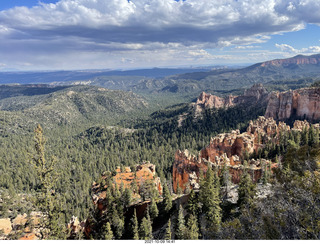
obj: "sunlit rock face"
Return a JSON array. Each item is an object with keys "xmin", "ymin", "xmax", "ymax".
[
  {"xmin": 193, "ymin": 84, "xmax": 268, "ymax": 118},
  {"xmin": 265, "ymin": 88, "xmax": 320, "ymax": 121},
  {"xmin": 173, "ymin": 116, "xmax": 291, "ymax": 193}
]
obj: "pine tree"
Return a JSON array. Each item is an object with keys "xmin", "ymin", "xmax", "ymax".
[
  {"xmin": 146, "ymin": 207, "xmax": 153, "ymax": 239},
  {"xmin": 30, "ymin": 124, "xmax": 65, "ymax": 239},
  {"xmin": 139, "ymin": 207, "xmax": 152, "ymax": 240},
  {"xmin": 302, "ymin": 127, "xmax": 309, "ymax": 146},
  {"xmin": 165, "ymin": 219, "xmax": 172, "ymax": 240},
  {"xmin": 104, "ymin": 222, "xmax": 114, "ymax": 240},
  {"xmin": 220, "ymin": 164, "xmax": 231, "ymax": 200},
  {"xmin": 150, "ymin": 200, "xmax": 159, "ymax": 220},
  {"xmin": 110, "ymin": 205, "xmax": 124, "ymax": 239},
  {"xmin": 176, "ymin": 178, "xmax": 182, "ymax": 195},
  {"xmin": 185, "ymin": 214, "xmax": 199, "ymax": 240},
  {"xmin": 122, "ymin": 188, "xmax": 132, "ymax": 207},
  {"xmin": 162, "ymin": 180, "xmax": 172, "ymax": 213},
  {"xmin": 199, "ymin": 166, "xmax": 221, "ymax": 238},
  {"xmin": 186, "ymin": 189, "xmax": 198, "ymax": 216},
  {"xmin": 238, "ymin": 167, "xmax": 256, "ymax": 209},
  {"xmin": 131, "ymin": 209, "xmax": 139, "ymax": 240},
  {"xmin": 261, "ymin": 161, "xmax": 270, "ymax": 185},
  {"xmin": 175, "ymin": 204, "xmax": 186, "ymax": 239}
]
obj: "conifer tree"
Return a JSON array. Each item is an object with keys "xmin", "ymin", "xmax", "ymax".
[
  {"xmin": 185, "ymin": 214, "xmax": 199, "ymax": 240},
  {"xmin": 175, "ymin": 204, "xmax": 186, "ymax": 239},
  {"xmin": 110, "ymin": 205, "xmax": 124, "ymax": 239},
  {"xmin": 139, "ymin": 207, "xmax": 152, "ymax": 240},
  {"xmin": 131, "ymin": 209, "xmax": 139, "ymax": 240},
  {"xmin": 186, "ymin": 189, "xmax": 198, "ymax": 216},
  {"xmin": 261, "ymin": 161, "xmax": 270, "ymax": 185},
  {"xmin": 163, "ymin": 181, "xmax": 172, "ymax": 213},
  {"xmin": 199, "ymin": 166, "xmax": 221, "ymax": 238},
  {"xmin": 302, "ymin": 127, "xmax": 309, "ymax": 146},
  {"xmin": 176, "ymin": 178, "xmax": 182, "ymax": 195},
  {"xmin": 165, "ymin": 219, "xmax": 172, "ymax": 240},
  {"xmin": 30, "ymin": 124, "xmax": 65, "ymax": 239},
  {"xmin": 150, "ymin": 200, "xmax": 159, "ymax": 220},
  {"xmin": 122, "ymin": 188, "xmax": 132, "ymax": 207},
  {"xmin": 238, "ymin": 166, "xmax": 256, "ymax": 209},
  {"xmin": 104, "ymin": 222, "xmax": 114, "ymax": 240},
  {"xmin": 220, "ymin": 164, "xmax": 231, "ymax": 200}
]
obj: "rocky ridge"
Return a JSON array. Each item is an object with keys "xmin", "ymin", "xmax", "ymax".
[
  {"xmin": 193, "ymin": 83, "xmax": 268, "ymax": 117},
  {"xmin": 173, "ymin": 116, "xmax": 314, "ymax": 193},
  {"xmin": 260, "ymin": 54, "xmax": 320, "ymax": 67},
  {"xmin": 0, "ymin": 212, "xmax": 43, "ymax": 240},
  {"xmin": 91, "ymin": 162, "xmax": 162, "ymax": 212},
  {"xmin": 265, "ymin": 87, "xmax": 320, "ymax": 121}
]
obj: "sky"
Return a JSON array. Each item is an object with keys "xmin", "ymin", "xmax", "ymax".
[{"xmin": 0, "ymin": 0, "xmax": 320, "ymax": 71}]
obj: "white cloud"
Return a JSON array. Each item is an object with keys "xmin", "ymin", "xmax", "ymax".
[
  {"xmin": 275, "ymin": 43, "xmax": 320, "ymax": 54},
  {"xmin": 0, "ymin": 0, "xmax": 320, "ymax": 70}
]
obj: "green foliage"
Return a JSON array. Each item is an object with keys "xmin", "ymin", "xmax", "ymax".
[
  {"xmin": 110, "ymin": 205, "xmax": 124, "ymax": 239},
  {"xmin": 237, "ymin": 167, "xmax": 256, "ymax": 209},
  {"xmin": 122, "ymin": 188, "xmax": 132, "ymax": 207},
  {"xmin": 186, "ymin": 189, "xmax": 199, "ymax": 216},
  {"xmin": 199, "ymin": 167, "xmax": 221, "ymax": 238},
  {"xmin": 149, "ymin": 200, "xmax": 159, "ymax": 220},
  {"xmin": 185, "ymin": 214, "xmax": 199, "ymax": 240},
  {"xmin": 139, "ymin": 208, "xmax": 152, "ymax": 240},
  {"xmin": 162, "ymin": 181, "xmax": 172, "ymax": 213},
  {"xmin": 310, "ymin": 80, "xmax": 320, "ymax": 87},
  {"xmin": 165, "ymin": 219, "xmax": 172, "ymax": 240},
  {"xmin": 131, "ymin": 209, "xmax": 139, "ymax": 240},
  {"xmin": 103, "ymin": 222, "xmax": 114, "ymax": 240},
  {"xmin": 30, "ymin": 124, "xmax": 66, "ymax": 240},
  {"xmin": 175, "ymin": 204, "xmax": 186, "ymax": 240}
]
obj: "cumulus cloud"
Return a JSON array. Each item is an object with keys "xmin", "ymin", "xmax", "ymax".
[
  {"xmin": 275, "ymin": 43, "xmax": 320, "ymax": 54},
  {"xmin": 0, "ymin": 0, "xmax": 320, "ymax": 70}
]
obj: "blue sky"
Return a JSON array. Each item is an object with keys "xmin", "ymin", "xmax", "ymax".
[
  {"xmin": 0, "ymin": 0, "xmax": 320, "ymax": 71},
  {"xmin": 0, "ymin": 1, "xmax": 59, "ymax": 10}
]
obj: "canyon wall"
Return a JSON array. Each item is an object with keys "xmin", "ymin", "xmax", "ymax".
[
  {"xmin": 193, "ymin": 83, "xmax": 268, "ymax": 117},
  {"xmin": 265, "ymin": 87, "xmax": 320, "ymax": 121},
  {"xmin": 91, "ymin": 161, "xmax": 162, "ymax": 212},
  {"xmin": 173, "ymin": 116, "xmax": 290, "ymax": 193}
]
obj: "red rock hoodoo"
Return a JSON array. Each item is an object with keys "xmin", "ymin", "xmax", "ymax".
[
  {"xmin": 91, "ymin": 162, "xmax": 162, "ymax": 211},
  {"xmin": 193, "ymin": 84, "xmax": 268, "ymax": 117},
  {"xmin": 173, "ymin": 116, "xmax": 291, "ymax": 193}
]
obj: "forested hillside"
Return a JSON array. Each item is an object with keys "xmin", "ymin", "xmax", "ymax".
[{"xmin": 0, "ymin": 69, "xmax": 320, "ymax": 240}]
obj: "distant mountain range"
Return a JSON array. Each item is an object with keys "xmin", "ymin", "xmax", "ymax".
[
  {"xmin": 1, "ymin": 54, "xmax": 320, "ymax": 104},
  {"xmin": 133, "ymin": 54, "xmax": 320, "ymax": 95},
  {"xmin": 0, "ymin": 67, "xmax": 214, "ymax": 84}
]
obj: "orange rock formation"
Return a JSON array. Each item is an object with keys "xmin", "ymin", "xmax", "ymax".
[
  {"xmin": 265, "ymin": 87, "xmax": 320, "ymax": 121},
  {"xmin": 173, "ymin": 116, "xmax": 290, "ymax": 192},
  {"xmin": 92, "ymin": 162, "xmax": 162, "ymax": 211},
  {"xmin": 193, "ymin": 84, "xmax": 268, "ymax": 117}
]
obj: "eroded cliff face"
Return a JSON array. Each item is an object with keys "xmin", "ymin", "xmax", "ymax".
[
  {"xmin": 173, "ymin": 116, "xmax": 290, "ymax": 193},
  {"xmin": 260, "ymin": 54, "xmax": 320, "ymax": 67},
  {"xmin": 91, "ymin": 162, "xmax": 162, "ymax": 212},
  {"xmin": 193, "ymin": 84, "xmax": 268, "ymax": 117},
  {"xmin": 0, "ymin": 212, "xmax": 44, "ymax": 240},
  {"xmin": 265, "ymin": 87, "xmax": 320, "ymax": 121}
]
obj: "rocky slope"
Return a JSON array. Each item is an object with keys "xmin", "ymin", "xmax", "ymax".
[
  {"xmin": 173, "ymin": 116, "xmax": 316, "ymax": 193},
  {"xmin": 265, "ymin": 87, "xmax": 320, "ymax": 122},
  {"xmin": 192, "ymin": 83, "xmax": 268, "ymax": 117},
  {"xmin": 135, "ymin": 54, "xmax": 320, "ymax": 95},
  {"xmin": 91, "ymin": 162, "xmax": 162, "ymax": 212},
  {"xmin": 260, "ymin": 54, "xmax": 320, "ymax": 67},
  {"xmin": 0, "ymin": 212, "xmax": 43, "ymax": 240}
]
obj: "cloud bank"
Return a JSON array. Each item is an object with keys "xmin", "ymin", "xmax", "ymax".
[{"xmin": 1, "ymin": 0, "xmax": 320, "ymax": 70}]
